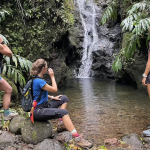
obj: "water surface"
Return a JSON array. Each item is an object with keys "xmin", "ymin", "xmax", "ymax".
[{"xmin": 56, "ymin": 78, "xmax": 150, "ymax": 145}]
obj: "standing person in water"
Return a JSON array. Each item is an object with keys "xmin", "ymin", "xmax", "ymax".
[
  {"xmin": 30, "ymin": 59, "xmax": 93, "ymax": 148},
  {"xmin": 0, "ymin": 36, "xmax": 18, "ymax": 120},
  {"xmin": 142, "ymin": 27, "xmax": 150, "ymax": 136}
]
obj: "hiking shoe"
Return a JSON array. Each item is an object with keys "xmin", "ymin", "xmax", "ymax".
[
  {"xmin": 143, "ymin": 129, "xmax": 150, "ymax": 136},
  {"xmin": 57, "ymin": 121, "xmax": 66, "ymax": 132},
  {"xmin": 4, "ymin": 112, "xmax": 19, "ymax": 121},
  {"xmin": 74, "ymin": 134, "xmax": 93, "ymax": 148}
]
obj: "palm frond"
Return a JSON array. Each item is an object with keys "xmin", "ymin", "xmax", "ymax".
[
  {"xmin": 3, "ymin": 55, "xmax": 32, "ymax": 87},
  {"xmin": 128, "ymin": 1, "xmax": 150, "ymax": 15},
  {"xmin": 132, "ymin": 18, "xmax": 150, "ymax": 35},
  {"xmin": 4, "ymin": 55, "xmax": 32, "ymax": 71},
  {"xmin": 100, "ymin": 0, "xmax": 118, "ymax": 25},
  {"xmin": 124, "ymin": 34, "xmax": 139, "ymax": 58},
  {"xmin": 2, "ymin": 64, "xmax": 26, "ymax": 87}
]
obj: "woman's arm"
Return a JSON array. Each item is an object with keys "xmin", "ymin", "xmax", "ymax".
[
  {"xmin": 0, "ymin": 37, "xmax": 12, "ymax": 57},
  {"xmin": 42, "ymin": 83, "xmax": 57, "ymax": 93},
  {"xmin": 42, "ymin": 68, "xmax": 58, "ymax": 92},
  {"xmin": 48, "ymin": 95, "xmax": 63, "ymax": 100}
]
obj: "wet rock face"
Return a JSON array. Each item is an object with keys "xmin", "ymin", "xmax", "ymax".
[
  {"xmin": 90, "ymin": 3, "xmax": 121, "ymax": 78},
  {"xmin": 91, "ymin": 22, "xmax": 121, "ymax": 78}
]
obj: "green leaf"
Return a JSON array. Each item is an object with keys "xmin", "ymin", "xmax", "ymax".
[
  {"xmin": 4, "ymin": 56, "xmax": 10, "ymax": 65},
  {"xmin": 7, "ymin": 67, "xmax": 11, "ymax": 78},
  {"xmin": 100, "ymin": 0, "xmax": 118, "ymax": 25},
  {"xmin": 15, "ymin": 71, "xmax": 17, "ymax": 83},
  {"xmin": 2, "ymin": 64, "xmax": 7, "ymax": 75},
  {"xmin": 17, "ymin": 56, "xmax": 24, "ymax": 69},
  {"xmin": 112, "ymin": 55, "xmax": 122, "ymax": 72},
  {"xmin": 12, "ymin": 55, "xmax": 17, "ymax": 67}
]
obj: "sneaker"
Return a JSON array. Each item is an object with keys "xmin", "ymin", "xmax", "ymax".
[
  {"xmin": 4, "ymin": 112, "xmax": 19, "ymax": 121},
  {"xmin": 57, "ymin": 121, "xmax": 66, "ymax": 132},
  {"xmin": 74, "ymin": 134, "xmax": 93, "ymax": 148},
  {"xmin": 143, "ymin": 129, "xmax": 150, "ymax": 136}
]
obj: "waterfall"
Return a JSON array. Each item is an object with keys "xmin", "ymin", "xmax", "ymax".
[{"xmin": 76, "ymin": 0, "xmax": 98, "ymax": 78}]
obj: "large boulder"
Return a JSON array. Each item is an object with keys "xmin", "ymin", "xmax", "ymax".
[
  {"xmin": 21, "ymin": 119, "xmax": 52, "ymax": 144},
  {"xmin": 9, "ymin": 116, "xmax": 26, "ymax": 134},
  {"xmin": 0, "ymin": 131, "xmax": 14, "ymax": 148},
  {"xmin": 33, "ymin": 139, "xmax": 67, "ymax": 150}
]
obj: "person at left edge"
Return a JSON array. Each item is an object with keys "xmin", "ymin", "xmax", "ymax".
[{"xmin": 0, "ymin": 36, "xmax": 18, "ymax": 120}]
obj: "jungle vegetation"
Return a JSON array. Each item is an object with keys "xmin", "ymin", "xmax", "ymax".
[
  {"xmin": 0, "ymin": 0, "xmax": 75, "ymax": 99},
  {"xmin": 100, "ymin": 0, "xmax": 150, "ymax": 72}
]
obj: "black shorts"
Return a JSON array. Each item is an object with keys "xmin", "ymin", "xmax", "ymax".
[
  {"xmin": 34, "ymin": 95, "xmax": 69, "ymax": 121},
  {"xmin": 146, "ymin": 73, "xmax": 150, "ymax": 84}
]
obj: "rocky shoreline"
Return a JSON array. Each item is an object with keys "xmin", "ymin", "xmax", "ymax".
[{"xmin": 1, "ymin": 115, "xmax": 150, "ymax": 150}]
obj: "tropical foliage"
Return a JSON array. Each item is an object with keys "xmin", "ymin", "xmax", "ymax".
[
  {"xmin": 0, "ymin": 10, "xmax": 32, "ymax": 87},
  {"xmin": 100, "ymin": 0, "xmax": 150, "ymax": 72},
  {"xmin": 0, "ymin": 0, "xmax": 75, "ymax": 61},
  {"xmin": 100, "ymin": 0, "xmax": 118, "ymax": 26},
  {"xmin": 3, "ymin": 54, "xmax": 32, "ymax": 87}
]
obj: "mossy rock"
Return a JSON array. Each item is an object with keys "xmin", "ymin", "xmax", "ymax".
[
  {"xmin": 21, "ymin": 119, "xmax": 52, "ymax": 144},
  {"xmin": 1, "ymin": 75, "xmax": 19, "ymax": 101}
]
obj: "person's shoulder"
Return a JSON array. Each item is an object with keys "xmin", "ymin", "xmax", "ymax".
[{"xmin": 34, "ymin": 78, "xmax": 46, "ymax": 82}]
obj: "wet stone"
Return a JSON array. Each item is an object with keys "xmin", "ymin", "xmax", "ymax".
[
  {"xmin": 104, "ymin": 138, "xmax": 118, "ymax": 145},
  {"xmin": 143, "ymin": 137, "xmax": 150, "ymax": 144}
]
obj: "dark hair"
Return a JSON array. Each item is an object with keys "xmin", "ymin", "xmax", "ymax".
[{"xmin": 30, "ymin": 59, "xmax": 47, "ymax": 76}]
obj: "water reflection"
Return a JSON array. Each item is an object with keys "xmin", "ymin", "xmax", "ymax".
[{"xmin": 57, "ymin": 78, "xmax": 150, "ymax": 145}]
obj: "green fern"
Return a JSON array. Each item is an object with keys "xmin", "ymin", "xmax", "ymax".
[
  {"xmin": 128, "ymin": 1, "xmax": 150, "ymax": 15},
  {"xmin": 112, "ymin": 34, "xmax": 140, "ymax": 72},
  {"xmin": 124, "ymin": 34, "xmax": 140, "ymax": 58},
  {"xmin": 112, "ymin": 55, "xmax": 122, "ymax": 72},
  {"xmin": 3, "ymin": 54, "xmax": 32, "ymax": 87},
  {"xmin": 121, "ymin": 1, "xmax": 150, "ymax": 35},
  {"xmin": 100, "ymin": 0, "xmax": 118, "ymax": 25}
]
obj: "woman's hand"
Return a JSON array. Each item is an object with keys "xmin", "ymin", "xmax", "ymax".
[
  {"xmin": 48, "ymin": 68, "xmax": 54, "ymax": 78},
  {"xmin": 48, "ymin": 95, "xmax": 63, "ymax": 100},
  {"xmin": 142, "ymin": 77, "xmax": 147, "ymax": 86}
]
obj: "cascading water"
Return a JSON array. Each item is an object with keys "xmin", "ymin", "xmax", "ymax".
[{"xmin": 76, "ymin": 0, "xmax": 98, "ymax": 78}]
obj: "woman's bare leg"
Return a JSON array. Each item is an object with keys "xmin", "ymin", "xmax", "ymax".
[
  {"xmin": 0, "ymin": 78, "xmax": 12, "ymax": 109},
  {"xmin": 62, "ymin": 114, "xmax": 75, "ymax": 132}
]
